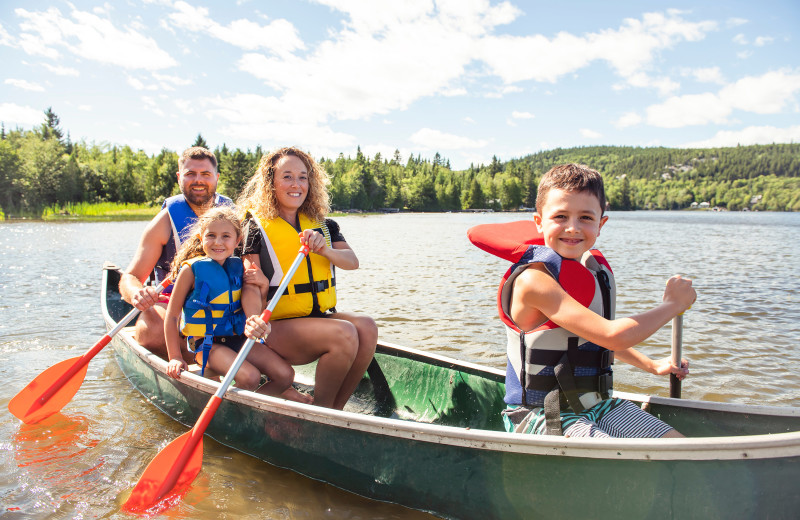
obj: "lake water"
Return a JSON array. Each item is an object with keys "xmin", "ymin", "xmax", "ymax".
[{"xmin": 1, "ymin": 211, "xmax": 799, "ymax": 519}]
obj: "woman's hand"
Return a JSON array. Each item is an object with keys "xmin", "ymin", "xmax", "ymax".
[
  {"xmin": 167, "ymin": 359, "xmax": 188, "ymax": 379},
  {"xmin": 243, "ymin": 264, "xmax": 269, "ymax": 291},
  {"xmin": 652, "ymin": 356, "xmax": 690, "ymax": 380},
  {"xmin": 245, "ymin": 314, "xmax": 272, "ymax": 341},
  {"xmin": 299, "ymin": 229, "xmax": 329, "ymax": 255}
]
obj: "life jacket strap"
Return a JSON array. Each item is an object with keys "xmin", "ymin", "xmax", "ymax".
[
  {"xmin": 185, "ymin": 282, "xmax": 214, "ymax": 376},
  {"xmin": 293, "ymin": 278, "xmax": 335, "ymax": 294}
]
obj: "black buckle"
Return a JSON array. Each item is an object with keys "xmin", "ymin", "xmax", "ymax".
[
  {"xmin": 600, "ymin": 349, "xmax": 615, "ymax": 368},
  {"xmin": 598, "ymin": 373, "xmax": 613, "ymax": 395}
]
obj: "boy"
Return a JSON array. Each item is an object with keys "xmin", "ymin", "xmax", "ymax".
[{"xmin": 497, "ymin": 164, "xmax": 695, "ymax": 438}]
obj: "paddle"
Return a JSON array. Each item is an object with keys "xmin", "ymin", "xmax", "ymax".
[
  {"xmin": 9, "ymin": 277, "xmax": 172, "ymax": 425},
  {"xmin": 122, "ymin": 244, "xmax": 310, "ymax": 513},
  {"xmin": 669, "ymin": 314, "xmax": 683, "ymax": 398}
]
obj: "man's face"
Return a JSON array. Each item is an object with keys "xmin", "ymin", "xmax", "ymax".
[{"xmin": 178, "ymin": 158, "xmax": 218, "ymax": 207}]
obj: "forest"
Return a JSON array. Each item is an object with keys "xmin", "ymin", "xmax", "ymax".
[{"xmin": 1, "ymin": 108, "xmax": 799, "ymax": 218}]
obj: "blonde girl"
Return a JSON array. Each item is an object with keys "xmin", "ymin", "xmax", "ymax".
[{"xmin": 164, "ymin": 206, "xmax": 311, "ymax": 403}]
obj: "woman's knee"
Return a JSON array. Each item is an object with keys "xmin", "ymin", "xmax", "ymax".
[{"xmin": 329, "ymin": 321, "xmax": 359, "ymax": 361}]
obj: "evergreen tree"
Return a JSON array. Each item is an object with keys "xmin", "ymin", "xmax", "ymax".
[{"xmin": 193, "ymin": 133, "xmax": 209, "ymax": 149}]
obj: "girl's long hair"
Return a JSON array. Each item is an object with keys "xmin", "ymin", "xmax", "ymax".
[
  {"xmin": 169, "ymin": 206, "xmax": 243, "ymax": 278},
  {"xmin": 236, "ymin": 146, "xmax": 330, "ymax": 223}
]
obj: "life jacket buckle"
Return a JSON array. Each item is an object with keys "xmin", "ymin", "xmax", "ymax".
[
  {"xmin": 600, "ymin": 349, "xmax": 615, "ymax": 368},
  {"xmin": 598, "ymin": 373, "xmax": 613, "ymax": 397}
]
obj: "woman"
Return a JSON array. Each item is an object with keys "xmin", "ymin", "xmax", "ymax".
[{"xmin": 237, "ymin": 146, "xmax": 378, "ymax": 409}]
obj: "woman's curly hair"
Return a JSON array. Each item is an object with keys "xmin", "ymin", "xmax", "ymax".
[{"xmin": 236, "ymin": 146, "xmax": 330, "ymax": 223}]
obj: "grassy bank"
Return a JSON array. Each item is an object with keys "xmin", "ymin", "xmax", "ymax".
[{"xmin": 41, "ymin": 202, "xmax": 159, "ymax": 221}]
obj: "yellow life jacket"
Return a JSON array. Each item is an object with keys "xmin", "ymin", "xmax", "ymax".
[{"xmin": 246, "ymin": 210, "xmax": 336, "ymax": 320}]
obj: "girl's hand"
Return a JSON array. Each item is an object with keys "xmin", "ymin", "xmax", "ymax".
[
  {"xmin": 245, "ymin": 314, "xmax": 271, "ymax": 341},
  {"xmin": 663, "ymin": 275, "xmax": 696, "ymax": 313},
  {"xmin": 652, "ymin": 356, "xmax": 690, "ymax": 380},
  {"xmin": 243, "ymin": 265, "xmax": 269, "ymax": 290},
  {"xmin": 167, "ymin": 359, "xmax": 188, "ymax": 379},
  {"xmin": 299, "ymin": 229, "xmax": 328, "ymax": 255}
]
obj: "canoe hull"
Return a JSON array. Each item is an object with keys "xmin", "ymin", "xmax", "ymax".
[{"xmin": 103, "ymin": 265, "xmax": 800, "ymax": 520}]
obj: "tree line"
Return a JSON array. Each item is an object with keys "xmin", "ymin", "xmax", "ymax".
[{"xmin": 1, "ymin": 109, "xmax": 799, "ymax": 217}]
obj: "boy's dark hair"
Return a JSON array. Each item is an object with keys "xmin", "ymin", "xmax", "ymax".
[
  {"xmin": 179, "ymin": 146, "xmax": 218, "ymax": 172},
  {"xmin": 536, "ymin": 163, "xmax": 606, "ymax": 214}
]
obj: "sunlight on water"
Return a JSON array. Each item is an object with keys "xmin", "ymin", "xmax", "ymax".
[{"xmin": 1, "ymin": 212, "xmax": 799, "ymax": 518}]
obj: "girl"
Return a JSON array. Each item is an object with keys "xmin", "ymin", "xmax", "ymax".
[{"xmin": 164, "ymin": 206, "xmax": 312, "ymax": 404}]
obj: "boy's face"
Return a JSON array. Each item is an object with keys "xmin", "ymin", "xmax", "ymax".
[{"xmin": 533, "ymin": 188, "xmax": 608, "ymax": 260}]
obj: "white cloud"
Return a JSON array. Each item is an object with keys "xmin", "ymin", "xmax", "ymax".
[
  {"xmin": 0, "ymin": 103, "xmax": 43, "ymax": 126},
  {"xmin": 683, "ymin": 66, "xmax": 724, "ymax": 84},
  {"xmin": 726, "ymin": 18, "xmax": 748, "ymax": 28},
  {"xmin": 511, "ymin": 111, "xmax": 535, "ymax": 120},
  {"xmin": 645, "ymin": 69, "xmax": 800, "ymax": 128},
  {"xmin": 580, "ymin": 128, "xmax": 602, "ymax": 139},
  {"xmin": 614, "ymin": 111, "xmax": 642, "ymax": 128},
  {"xmin": 463, "ymin": 117, "xmax": 476, "ymax": 124},
  {"xmin": 754, "ymin": 36, "xmax": 774, "ymax": 47},
  {"xmin": 14, "ymin": 6, "xmax": 176, "ymax": 69},
  {"xmin": 167, "ymin": 1, "xmax": 304, "ymax": 55},
  {"xmin": 683, "ymin": 125, "xmax": 800, "ymax": 148},
  {"xmin": 477, "ymin": 10, "xmax": 716, "ymax": 94},
  {"xmin": 5, "ymin": 78, "xmax": 45, "ymax": 92},
  {"xmin": 409, "ymin": 128, "xmax": 488, "ymax": 150},
  {"xmin": 78, "ymin": 105, "xmax": 92, "ymax": 111},
  {"xmin": 733, "ymin": 33, "xmax": 748, "ymax": 45},
  {"xmin": 41, "ymin": 63, "xmax": 79, "ymax": 76}
]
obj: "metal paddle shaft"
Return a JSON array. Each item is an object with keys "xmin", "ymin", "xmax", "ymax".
[
  {"xmin": 123, "ymin": 245, "xmax": 309, "ymax": 512},
  {"xmin": 670, "ymin": 314, "xmax": 683, "ymax": 399},
  {"xmin": 9, "ymin": 276, "xmax": 171, "ymax": 424}
]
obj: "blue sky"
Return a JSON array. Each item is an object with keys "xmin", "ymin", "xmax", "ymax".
[{"xmin": 1, "ymin": 0, "xmax": 798, "ymax": 169}]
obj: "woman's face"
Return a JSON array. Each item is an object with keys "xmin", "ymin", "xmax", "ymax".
[{"xmin": 272, "ymin": 154, "xmax": 309, "ymax": 213}]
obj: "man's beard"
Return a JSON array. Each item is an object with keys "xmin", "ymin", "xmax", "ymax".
[{"xmin": 183, "ymin": 184, "xmax": 214, "ymax": 207}]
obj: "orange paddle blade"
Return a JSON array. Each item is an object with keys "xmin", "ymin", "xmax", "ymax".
[
  {"xmin": 8, "ymin": 356, "xmax": 90, "ymax": 425},
  {"xmin": 123, "ymin": 430, "xmax": 204, "ymax": 512}
]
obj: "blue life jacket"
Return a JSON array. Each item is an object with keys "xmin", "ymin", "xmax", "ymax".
[
  {"xmin": 180, "ymin": 256, "xmax": 245, "ymax": 375},
  {"xmin": 152, "ymin": 193, "xmax": 234, "ymax": 291}
]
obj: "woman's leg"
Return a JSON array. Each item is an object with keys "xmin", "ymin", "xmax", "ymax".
[
  {"xmin": 266, "ymin": 317, "xmax": 358, "ymax": 408},
  {"xmin": 326, "ymin": 312, "xmax": 378, "ymax": 410}
]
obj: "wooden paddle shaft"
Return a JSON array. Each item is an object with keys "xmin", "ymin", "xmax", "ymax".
[{"xmin": 670, "ymin": 314, "xmax": 683, "ymax": 399}]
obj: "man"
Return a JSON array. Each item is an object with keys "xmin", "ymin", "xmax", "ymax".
[{"xmin": 119, "ymin": 146, "xmax": 232, "ymax": 362}]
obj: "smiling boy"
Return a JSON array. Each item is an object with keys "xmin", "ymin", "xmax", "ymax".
[{"xmin": 500, "ymin": 164, "xmax": 695, "ymax": 438}]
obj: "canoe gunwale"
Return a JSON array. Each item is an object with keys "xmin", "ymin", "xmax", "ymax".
[{"xmin": 102, "ymin": 264, "xmax": 800, "ymax": 463}]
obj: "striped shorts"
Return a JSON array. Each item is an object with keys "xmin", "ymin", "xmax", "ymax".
[{"xmin": 502, "ymin": 398, "xmax": 675, "ymax": 438}]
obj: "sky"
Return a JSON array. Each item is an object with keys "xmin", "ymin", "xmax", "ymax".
[{"xmin": 1, "ymin": 0, "xmax": 799, "ymax": 170}]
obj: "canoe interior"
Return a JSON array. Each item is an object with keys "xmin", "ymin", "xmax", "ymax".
[{"xmin": 103, "ymin": 267, "xmax": 800, "ymax": 438}]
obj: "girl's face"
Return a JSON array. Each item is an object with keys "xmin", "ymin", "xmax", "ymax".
[
  {"xmin": 201, "ymin": 220, "xmax": 240, "ymax": 264},
  {"xmin": 272, "ymin": 155, "xmax": 309, "ymax": 214}
]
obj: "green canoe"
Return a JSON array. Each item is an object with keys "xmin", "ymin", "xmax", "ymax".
[{"xmin": 102, "ymin": 264, "xmax": 800, "ymax": 520}]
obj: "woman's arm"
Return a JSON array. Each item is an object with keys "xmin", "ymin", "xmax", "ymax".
[{"xmin": 300, "ymin": 229, "xmax": 359, "ymax": 270}]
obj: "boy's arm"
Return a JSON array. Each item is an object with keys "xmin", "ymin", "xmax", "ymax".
[
  {"xmin": 615, "ymin": 348, "xmax": 689, "ymax": 379},
  {"xmin": 511, "ymin": 265, "xmax": 695, "ymax": 351}
]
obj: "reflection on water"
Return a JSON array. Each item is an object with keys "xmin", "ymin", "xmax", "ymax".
[{"xmin": 1, "ymin": 212, "xmax": 799, "ymax": 518}]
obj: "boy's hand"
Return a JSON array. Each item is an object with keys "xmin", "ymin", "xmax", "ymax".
[
  {"xmin": 245, "ymin": 314, "xmax": 271, "ymax": 341},
  {"xmin": 652, "ymin": 356, "xmax": 690, "ymax": 380},
  {"xmin": 167, "ymin": 359, "xmax": 188, "ymax": 379},
  {"xmin": 663, "ymin": 275, "xmax": 696, "ymax": 313}
]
